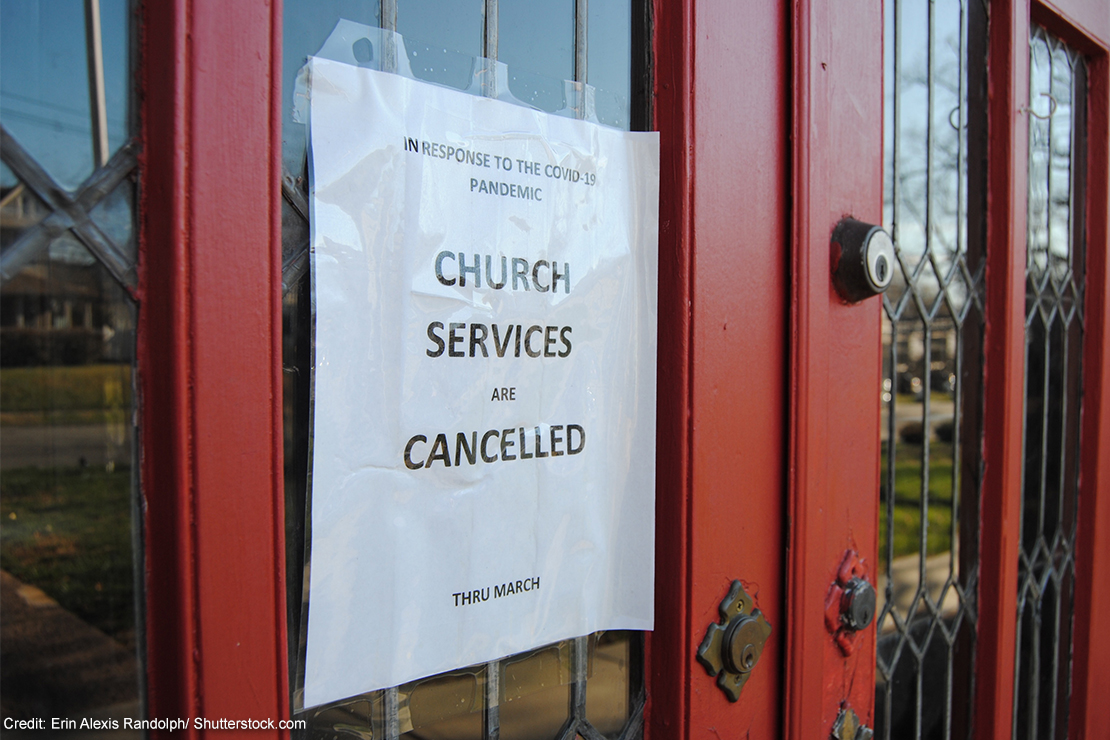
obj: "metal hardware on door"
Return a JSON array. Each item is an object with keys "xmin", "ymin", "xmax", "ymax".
[
  {"xmin": 831, "ymin": 705, "xmax": 874, "ymax": 740},
  {"xmin": 696, "ymin": 580, "xmax": 772, "ymax": 702},
  {"xmin": 824, "ymin": 550, "xmax": 875, "ymax": 655},
  {"xmin": 830, "ymin": 217, "xmax": 895, "ymax": 302},
  {"xmin": 841, "ymin": 576, "xmax": 876, "ymax": 631}
]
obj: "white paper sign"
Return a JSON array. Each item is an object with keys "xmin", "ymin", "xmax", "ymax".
[{"xmin": 304, "ymin": 56, "xmax": 659, "ymax": 708}]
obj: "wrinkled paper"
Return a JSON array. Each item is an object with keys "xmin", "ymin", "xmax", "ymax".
[{"xmin": 305, "ymin": 56, "xmax": 659, "ymax": 708}]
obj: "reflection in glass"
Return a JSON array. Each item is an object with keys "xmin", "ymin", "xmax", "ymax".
[
  {"xmin": 876, "ymin": 1, "xmax": 985, "ymax": 738},
  {"xmin": 588, "ymin": 0, "xmax": 631, "ymax": 129},
  {"xmin": 1013, "ymin": 28, "xmax": 1086, "ymax": 740},
  {"xmin": 398, "ymin": 0, "xmax": 483, "ymax": 91},
  {"xmin": 499, "ymin": 0, "xmax": 574, "ymax": 113},
  {"xmin": 497, "ymin": 644, "xmax": 572, "ymax": 739},
  {"xmin": 1, "ymin": 0, "xmax": 141, "ymax": 730},
  {"xmin": 399, "ymin": 667, "xmax": 484, "ymax": 738},
  {"xmin": 0, "ymin": 240, "xmax": 140, "ymax": 727},
  {"xmin": 0, "ymin": 0, "xmax": 131, "ymax": 191},
  {"xmin": 585, "ymin": 631, "xmax": 634, "ymax": 737},
  {"xmin": 87, "ymin": 179, "xmax": 137, "ymax": 267},
  {"xmin": 281, "ymin": 0, "xmax": 382, "ymax": 177},
  {"xmin": 281, "ymin": 3, "xmax": 644, "ymax": 737}
]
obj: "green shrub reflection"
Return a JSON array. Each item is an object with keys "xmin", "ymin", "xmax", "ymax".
[{"xmin": 879, "ymin": 443, "xmax": 955, "ymax": 560}]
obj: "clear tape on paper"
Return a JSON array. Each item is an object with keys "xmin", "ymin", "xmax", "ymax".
[
  {"xmin": 293, "ymin": 20, "xmax": 602, "ymax": 127},
  {"xmin": 295, "ymin": 21, "xmax": 657, "ymax": 711}
]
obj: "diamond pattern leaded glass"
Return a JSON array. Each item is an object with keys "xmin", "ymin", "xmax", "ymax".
[
  {"xmin": 875, "ymin": 0, "xmax": 987, "ymax": 737},
  {"xmin": 280, "ymin": 2, "xmax": 646, "ymax": 737},
  {"xmin": 0, "ymin": 0, "xmax": 142, "ymax": 727},
  {"xmin": 1012, "ymin": 27, "xmax": 1087, "ymax": 740}
]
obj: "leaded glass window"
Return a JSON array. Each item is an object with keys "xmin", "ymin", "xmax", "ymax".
[
  {"xmin": 0, "ymin": 0, "xmax": 143, "ymax": 729},
  {"xmin": 1012, "ymin": 26, "xmax": 1087, "ymax": 740},
  {"xmin": 876, "ymin": 0, "xmax": 988, "ymax": 736},
  {"xmin": 280, "ymin": 2, "xmax": 648, "ymax": 737}
]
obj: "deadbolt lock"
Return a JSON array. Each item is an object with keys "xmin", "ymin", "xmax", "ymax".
[
  {"xmin": 831, "ymin": 217, "xmax": 896, "ymax": 303},
  {"xmin": 696, "ymin": 580, "xmax": 772, "ymax": 702},
  {"xmin": 825, "ymin": 550, "xmax": 875, "ymax": 655}
]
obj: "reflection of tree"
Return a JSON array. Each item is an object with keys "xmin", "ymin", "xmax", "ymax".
[
  {"xmin": 1026, "ymin": 33, "xmax": 1080, "ymax": 288},
  {"xmin": 883, "ymin": 23, "xmax": 978, "ymax": 329}
]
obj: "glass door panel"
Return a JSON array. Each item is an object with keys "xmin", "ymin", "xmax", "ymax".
[
  {"xmin": 0, "ymin": 0, "xmax": 143, "ymax": 730},
  {"xmin": 280, "ymin": 2, "xmax": 645, "ymax": 737}
]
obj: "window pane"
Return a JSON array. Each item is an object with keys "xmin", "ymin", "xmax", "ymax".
[
  {"xmin": 587, "ymin": 0, "xmax": 631, "ymax": 129},
  {"xmin": 0, "ymin": 241, "xmax": 141, "ymax": 729},
  {"xmin": 282, "ymin": 4, "xmax": 646, "ymax": 737},
  {"xmin": 876, "ymin": 1, "xmax": 986, "ymax": 738},
  {"xmin": 0, "ymin": 0, "xmax": 131, "ymax": 192},
  {"xmin": 281, "ymin": 0, "xmax": 381, "ymax": 178},
  {"xmin": 0, "ymin": 0, "xmax": 142, "ymax": 729},
  {"xmin": 398, "ymin": 0, "xmax": 483, "ymax": 91},
  {"xmin": 1013, "ymin": 27, "xmax": 1086, "ymax": 740},
  {"xmin": 498, "ymin": 0, "xmax": 574, "ymax": 113}
]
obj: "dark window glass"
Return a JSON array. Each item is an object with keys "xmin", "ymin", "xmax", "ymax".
[
  {"xmin": 1012, "ymin": 27, "xmax": 1086, "ymax": 740},
  {"xmin": 0, "ymin": 0, "xmax": 142, "ymax": 729}
]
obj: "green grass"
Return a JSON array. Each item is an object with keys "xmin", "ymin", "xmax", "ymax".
[
  {"xmin": 0, "ymin": 465, "xmax": 136, "ymax": 647},
  {"xmin": 0, "ymin": 364, "xmax": 131, "ymax": 424},
  {"xmin": 880, "ymin": 443, "xmax": 956, "ymax": 559}
]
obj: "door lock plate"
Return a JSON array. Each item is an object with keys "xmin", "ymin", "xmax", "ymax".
[
  {"xmin": 825, "ymin": 550, "xmax": 874, "ymax": 655},
  {"xmin": 696, "ymin": 580, "xmax": 772, "ymax": 702}
]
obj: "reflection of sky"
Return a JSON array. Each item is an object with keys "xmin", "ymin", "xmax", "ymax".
[
  {"xmin": 281, "ymin": 1, "xmax": 633, "ymax": 176},
  {"xmin": 882, "ymin": 0, "xmax": 975, "ymax": 314},
  {"xmin": 884, "ymin": 0, "xmax": 967, "ymax": 261},
  {"xmin": 0, "ymin": 0, "xmax": 131, "ymax": 192}
]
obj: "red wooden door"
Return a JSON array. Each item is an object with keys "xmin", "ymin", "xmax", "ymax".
[
  {"xmin": 786, "ymin": 0, "xmax": 885, "ymax": 735},
  {"xmin": 647, "ymin": 0, "xmax": 884, "ymax": 735},
  {"xmin": 648, "ymin": 0, "xmax": 1110, "ymax": 738},
  {"xmin": 648, "ymin": 0, "xmax": 791, "ymax": 736},
  {"xmin": 131, "ymin": 0, "xmax": 1109, "ymax": 738}
]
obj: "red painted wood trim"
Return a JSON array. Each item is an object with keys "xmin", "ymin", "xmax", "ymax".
[
  {"xmin": 787, "ymin": 1, "xmax": 883, "ymax": 738},
  {"xmin": 647, "ymin": 0, "xmax": 694, "ymax": 734},
  {"xmin": 1036, "ymin": 0, "xmax": 1110, "ymax": 46},
  {"xmin": 139, "ymin": 0, "xmax": 288, "ymax": 735},
  {"xmin": 139, "ymin": 0, "xmax": 201, "ymax": 725},
  {"xmin": 786, "ymin": 3, "xmax": 829, "ymax": 733},
  {"xmin": 270, "ymin": 2, "xmax": 290, "ymax": 732},
  {"xmin": 648, "ymin": 0, "xmax": 790, "ymax": 734},
  {"xmin": 974, "ymin": 0, "xmax": 1028, "ymax": 737},
  {"xmin": 683, "ymin": 0, "xmax": 789, "ymax": 734}
]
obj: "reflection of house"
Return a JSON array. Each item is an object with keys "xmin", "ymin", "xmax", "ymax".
[{"xmin": 1, "ymin": 186, "xmax": 132, "ymax": 366}]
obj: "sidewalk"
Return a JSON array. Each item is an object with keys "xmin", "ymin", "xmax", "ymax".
[{"xmin": 0, "ymin": 570, "xmax": 141, "ymax": 738}]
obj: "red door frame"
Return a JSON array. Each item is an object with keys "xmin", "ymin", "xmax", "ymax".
[
  {"xmin": 973, "ymin": 1, "xmax": 1110, "ymax": 738},
  {"xmin": 133, "ymin": 0, "xmax": 1109, "ymax": 738},
  {"xmin": 786, "ymin": 0, "xmax": 884, "ymax": 737},
  {"xmin": 649, "ymin": 0, "xmax": 790, "ymax": 736},
  {"xmin": 138, "ymin": 0, "xmax": 288, "ymax": 734}
]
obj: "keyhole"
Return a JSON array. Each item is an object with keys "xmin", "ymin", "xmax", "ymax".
[{"xmin": 874, "ymin": 254, "xmax": 888, "ymax": 284}]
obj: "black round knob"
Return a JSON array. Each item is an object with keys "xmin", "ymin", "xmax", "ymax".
[
  {"xmin": 841, "ymin": 577, "xmax": 876, "ymax": 631},
  {"xmin": 831, "ymin": 218, "xmax": 895, "ymax": 303}
]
